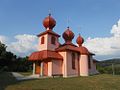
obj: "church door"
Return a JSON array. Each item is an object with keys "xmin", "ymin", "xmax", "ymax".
[
  {"xmin": 35, "ymin": 62, "xmax": 40, "ymax": 74},
  {"xmin": 43, "ymin": 62, "xmax": 48, "ymax": 76}
]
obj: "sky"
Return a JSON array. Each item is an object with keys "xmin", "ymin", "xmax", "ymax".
[{"xmin": 0, "ymin": 0, "xmax": 120, "ymax": 60}]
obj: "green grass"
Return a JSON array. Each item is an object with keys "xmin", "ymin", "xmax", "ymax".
[{"xmin": 0, "ymin": 72, "xmax": 120, "ymax": 90}]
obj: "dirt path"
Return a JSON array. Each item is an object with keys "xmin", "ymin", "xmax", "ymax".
[{"xmin": 12, "ymin": 72, "xmax": 39, "ymax": 81}]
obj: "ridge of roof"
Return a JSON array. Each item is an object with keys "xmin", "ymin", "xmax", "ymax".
[{"xmin": 37, "ymin": 30, "xmax": 60, "ymax": 37}]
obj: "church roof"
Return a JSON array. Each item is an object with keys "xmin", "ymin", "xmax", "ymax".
[
  {"xmin": 37, "ymin": 30, "xmax": 60, "ymax": 37},
  {"xmin": 62, "ymin": 27, "xmax": 75, "ymax": 44},
  {"xmin": 76, "ymin": 34, "xmax": 84, "ymax": 46},
  {"xmin": 56, "ymin": 44, "xmax": 79, "ymax": 52},
  {"xmin": 78, "ymin": 46, "xmax": 89, "ymax": 55},
  {"xmin": 29, "ymin": 50, "xmax": 63, "ymax": 61},
  {"xmin": 56, "ymin": 44, "xmax": 90, "ymax": 55}
]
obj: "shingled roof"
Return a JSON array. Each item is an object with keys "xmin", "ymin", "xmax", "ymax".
[{"xmin": 29, "ymin": 50, "xmax": 63, "ymax": 61}]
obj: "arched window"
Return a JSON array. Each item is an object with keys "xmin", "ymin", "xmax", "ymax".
[
  {"xmin": 72, "ymin": 53, "xmax": 75, "ymax": 69},
  {"xmin": 41, "ymin": 36, "xmax": 44, "ymax": 44},
  {"xmin": 88, "ymin": 56, "xmax": 91, "ymax": 69},
  {"xmin": 51, "ymin": 36, "xmax": 56, "ymax": 45}
]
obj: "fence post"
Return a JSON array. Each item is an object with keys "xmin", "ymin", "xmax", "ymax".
[{"xmin": 112, "ymin": 63, "xmax": 115, "ymax": 75}]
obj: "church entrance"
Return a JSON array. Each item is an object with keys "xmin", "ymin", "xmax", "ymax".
[{"xmin": 35, "ymin": 62, "xmax": 40, "ymax": 74}]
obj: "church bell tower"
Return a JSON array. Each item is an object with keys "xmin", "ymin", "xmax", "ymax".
[{"xmin": 37, "ymin": 14, "xmax": 60, "ymax": 51}]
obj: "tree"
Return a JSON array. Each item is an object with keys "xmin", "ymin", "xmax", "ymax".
[
  {"xmin": 0, "ymin": 42, "xmax": 15, "ymax": 71},
  {"xmin": 0, "ymin": 42, "xmax": 6, "ymax": 55},
  {"xmin": 0, "ymin": 42, "xmax": 32, "ymax": 72},
  {"xmin": 0, "ymin": 42, "xmax": 8, "ymax": 71}
]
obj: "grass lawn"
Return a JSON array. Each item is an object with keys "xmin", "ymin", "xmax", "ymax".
[{"xmin": 0, "ymin": 72, "xmax": 120, "ymax": 90}]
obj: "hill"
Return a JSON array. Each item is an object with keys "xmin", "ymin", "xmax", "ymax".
[{"xmin": 97, "ymin": 58, "xmax": 120, "ymax": 75}]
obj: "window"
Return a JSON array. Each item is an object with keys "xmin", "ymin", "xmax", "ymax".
[
  {"xmin": 88, "ymin": 56, "xmax": 91, "ymax": 69},
  {"xmin": 51, "ymin": 36, "xmax": 56, "ymax": 45},
  {"xmin": 72, "ymin": 53, "xmax": 75, "ymax": 69},
  {"xmin": 41, "ymin": 36, "xmax": 44, "ymax": 44}
]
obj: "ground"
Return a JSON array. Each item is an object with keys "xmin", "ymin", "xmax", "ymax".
[{"xmin": 0, "ymin": 72, "xmax": 120, "ymax": 90}]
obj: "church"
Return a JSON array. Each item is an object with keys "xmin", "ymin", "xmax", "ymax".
[{"xmin": 28, "ymin": 14, "xmax": 98, "ymax": 77}]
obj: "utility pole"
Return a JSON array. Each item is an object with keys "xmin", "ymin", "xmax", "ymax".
[{"xmin": 112, "ymin": 63, "xmax": 115, "ymax": 75}]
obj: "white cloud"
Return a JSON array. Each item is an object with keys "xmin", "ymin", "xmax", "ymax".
[
  {"xmin": 111, "ymin": 19, "xmax": 120, "ymax": 37},
  {"xmin": 0, "ymin": 35, "xmax": 7, "ymax": 43},
  {"xmin": 84, "ymin": 19, "xmax": 120, "ymax": 60},
  {"xmin": 7, "ymin": 34, "xmax": 38, "ymax": 57}
]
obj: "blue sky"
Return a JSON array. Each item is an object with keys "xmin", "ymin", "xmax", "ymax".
[{"xmin": 0, "ymin": 0, "xmax": 120, "ymax": 60}]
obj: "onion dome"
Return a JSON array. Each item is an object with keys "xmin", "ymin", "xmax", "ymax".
[
  {"xmin": 43, "ymin": 14, "xmax": 56, "ymax": 30},
  {"xmin": 79, "ymin": 46, "xmax": 89, "ymax": 55},
  {"xmin": 76, "ymin": 34, "xmax": 84, "ymax": 47},
  {"xmin": 62, "ymin": 27, "xmax": 74, "ymax": 44}
]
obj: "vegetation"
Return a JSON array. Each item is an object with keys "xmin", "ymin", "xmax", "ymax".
[
  {"xmin": 97, "ymin": 58, "xmax": 120, "ymax": 75},
  {"xmin": 0, "ymin": 72, "xmax": 120, "ymax": 90},
  {"xmin": 0, "ymin": 42, "xmax": 32, "ymax": 72},
  {"xmin": 0, "ymin": 72, "xmax": 17, "ymax": 90}
]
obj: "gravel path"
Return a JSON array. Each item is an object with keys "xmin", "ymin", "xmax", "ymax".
[{"xmin": 12, "ymin": 72, "xmax": 39, "ymax": 81}]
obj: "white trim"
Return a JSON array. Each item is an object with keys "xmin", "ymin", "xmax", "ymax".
[
  {"xmin": 33, "ymin": 62, "xmax": 35, "ymax": 75},
  {"xmin": 40, "ymin": 62, "xmax": 44, "ymax": 76}
]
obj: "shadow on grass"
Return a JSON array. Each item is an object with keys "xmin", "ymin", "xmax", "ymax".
[
  {"xmin": 0, "ymin": 72, "xmax": 45, "ymax": 90},
  {"xmin": 0, "ymin": 72, "xmax": 18, "ymax": 90}
]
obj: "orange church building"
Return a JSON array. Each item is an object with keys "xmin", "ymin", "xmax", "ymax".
[{"xmin": 29, "ymin": 14, "xmax": 98, "ymax": 77}]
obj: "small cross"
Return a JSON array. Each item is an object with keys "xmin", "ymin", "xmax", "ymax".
[{"xmin": 48, "ymin": 9, "xmax": 51, "ymax": 16}]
